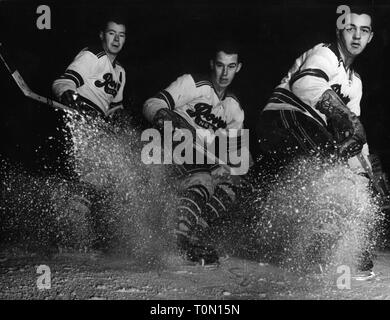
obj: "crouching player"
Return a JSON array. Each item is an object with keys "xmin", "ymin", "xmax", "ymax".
[
  {"xmin": 143, "ymin": 41, "xmax": 252, "ymax": 264},
  {"xmin": 255, "ymin": 6, "xmax": 387, "ymax": 279},
  {"xmin": 51, "ymin": 13, "xmax": 128, "ymax": 251}
]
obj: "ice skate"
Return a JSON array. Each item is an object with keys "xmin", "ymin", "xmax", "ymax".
[
  {"xmin": 176, "ymin": 234, "xmax": 219, "ymax": 266},
  {"xmin": 353, "ymin": 251, "xmax": 376, "ymax": 281}
]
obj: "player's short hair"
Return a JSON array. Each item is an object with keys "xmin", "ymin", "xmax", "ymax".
[
  {"xmin": 211, "ymin": 39, "xmax": 242, "ymax": 62},
  {"xmin": 100, "ymin": 11, "xmax": 128, "ymax": 32},
  {"xmin": 337, "ymin": 3, "xmax": 375, "ymax": 30}
]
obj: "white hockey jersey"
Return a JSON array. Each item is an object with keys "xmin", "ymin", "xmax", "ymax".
[
  {"xmin": 264, "ymin": 43, "xmax": 362, "ymax": 127},
  {"xmin": 263, "ymin": 42, "xmax": 370, "ymax": 173},
  {"xmin": 143, "ymin": 73, "xmax": 244, "ymax": 132},
  {"xmin": 52, "ymin": 45, "xmax": 126, "ymax": 117},
  {"xmin": 144, "ymin": 73, "xmax": 248, "ymax": 174}
]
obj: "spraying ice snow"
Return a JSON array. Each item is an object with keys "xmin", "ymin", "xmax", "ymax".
[{"xmin": 254, "ymin": 156, "xmax": 384, "ymax": 275}]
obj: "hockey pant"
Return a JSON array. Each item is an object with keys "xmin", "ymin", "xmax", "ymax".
[{"xmin": 256, "ymin": 109, "xmax": 371, "ymax": 176}]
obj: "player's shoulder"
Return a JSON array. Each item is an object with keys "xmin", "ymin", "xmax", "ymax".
[
  {"xmin": 190, "ymin": 73, "xmax": 213, "ymax": 88},
  {"xmin": 113, "ymin": 59, "xmax": 125, "ymax": 71},
  {"xmin": 225, "ymin": 90, "xmax": 243, "ymax": 111},
  {"xmin": 171, "ymin": 73, "xmax": 213, "ymax": 91},
  {"xmin": 83, "ymin": 44, "xmax": 107, "ymax": 59},
  {"xmin": 309, "ymin": 43, "xmax": 341, "ymax": 65},
  {"xmin": 352, "ymin": 70, "xmax": 362, "ymax": 89},
  {"xmin": 225, "ymin": 91, "xmax": 241, "ymax": 104},
  {"xmin": 114, "ymin": 59, "xmax": 122, "ymax": 67},
  {"xmin": 353, "ymin": 70, "xmax": 362, "ymax": 81}
]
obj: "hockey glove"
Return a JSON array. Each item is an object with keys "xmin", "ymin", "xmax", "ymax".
[
  {"xmin": 316, "ymin": 89, "xmax": 367, "ymax": 148},
  {"xmin": 153, "ymin": 108, "xmax": 196, "ymax": 135},
  {"xmin": 60, "ymin": 90, "xmax": 84, "ymax": 110},
  {"xmin": 61, "ymin": 90, "xmax": 105, "ymax": 119}
]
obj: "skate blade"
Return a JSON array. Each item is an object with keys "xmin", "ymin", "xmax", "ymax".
[
  {"xmin": 200, "ymin": 258, "xmax": 220, "ymax": 269},
  {"xmin": 352, "ymin": 271, "xmax": 376, "ymax": 281}
]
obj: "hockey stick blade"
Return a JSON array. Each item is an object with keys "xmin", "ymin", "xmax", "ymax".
[{"xmin": 0, "ymin": 42, "xmax": 74, "ymax": 113}]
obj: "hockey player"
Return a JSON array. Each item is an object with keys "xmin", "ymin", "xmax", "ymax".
[
  {"xmin": 53, "ymin": 16, "xmax": 126, "ymax": 117},
  {"xmin": 143, "ymin": 41, "xmax": 251, "ymax": 264},
  {"xmin": 255, "ymin": 6, "xmax": 382, "ymax": 279},
  {"xmin": 51, "ymin": 13, "xmax": 127, "ymax": 251}
]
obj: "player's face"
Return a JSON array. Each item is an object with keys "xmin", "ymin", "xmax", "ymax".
[
  {"xmin": 100, "ymin": 21, "xmax": 126, "ymax": 56},
  {"xmin": 337, "ymin": 13, "xmax": 373, "ymax": 57},
  {"xmin": 210, "ymin": 51, "xmax": 242, "ymax": 90}
]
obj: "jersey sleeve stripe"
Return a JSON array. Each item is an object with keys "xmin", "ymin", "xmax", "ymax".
[
  {"xmin": 153, "ymin": 90, "xmax": 175, "ymax": 109},
  {"xmin": 60, "ymin": 74, "xmax": 79, "ymax": 87},
  {"xmin": 195, "ymin": 81, "xmax": 212, "ymax": 88},
  {"xmin": 159, "ymin": 90, "xmax": 175, "ymax": 110},
  {"xmin": 290, "ymin": 68, "xmax": 329, "ymax": 86},
  {"xmin": 270, "ymin": 88, "xmax": 327, "ymax": 127},
  {"xmin": 63, "ymin": 69, "xmax": 84, "ymax": 87},
  {"xmin": 96, "ymin": 51, "xmax": 106, "ymax": 59}
]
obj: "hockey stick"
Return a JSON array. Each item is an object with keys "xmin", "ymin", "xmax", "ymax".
[
  {"xmin": 0, "ymin": 42, "xmax": 75, "ymax": 114},
  {"xmin": 1, "ymin": 43, "xmax": 248, "ymax": 175}
]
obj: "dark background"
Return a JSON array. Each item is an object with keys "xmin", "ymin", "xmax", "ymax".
[{"xmin": 1, "ymin": 0, "xmax": 390, "ymax": 176}]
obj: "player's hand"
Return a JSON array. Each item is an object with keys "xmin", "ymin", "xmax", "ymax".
[
  {"xmin": 153, "ymin": 108, "xmax": 195, "ymax": 134},
  {"xmin": 338, "ymin": 136, "xmax": 363, "ymax": 158},
  {"xmin": 60, "ymin": 90, "xmax": 82, "ymax": 110}
]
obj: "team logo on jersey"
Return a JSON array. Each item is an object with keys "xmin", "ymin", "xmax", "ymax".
[
  {"xmin": 186, "ymin": 103, "xmax": 227, "ymax": 130},
  {"xmin": 331, "ymin": 84, "xmax": 350, "ymax": 105},
  {"xmin": 95, "ymin": 72, "xmax": 122, "ymax": 97}
]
